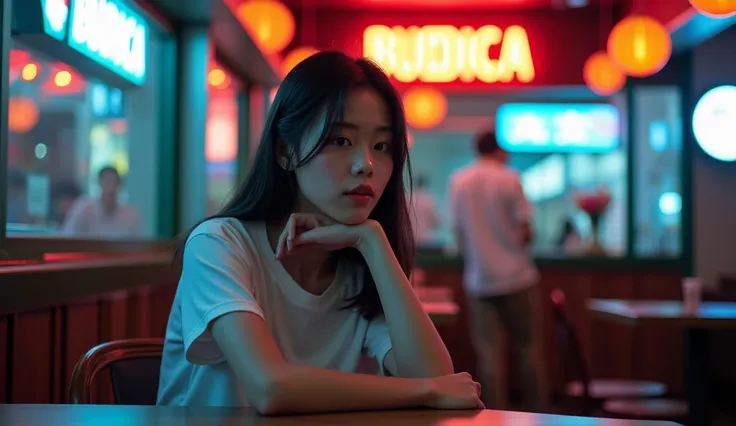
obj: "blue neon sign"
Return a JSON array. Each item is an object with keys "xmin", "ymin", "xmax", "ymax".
[
  {"xmin": 495, "ymin": 103, "xmax": 620, "ymax": 153},
  {"xmin": 40, "ymin": 0, "xmax": 148, "ymax": 85},
  {"xmin": 42, "ymin": 0, "xmax": 70, "ymax": 41}
]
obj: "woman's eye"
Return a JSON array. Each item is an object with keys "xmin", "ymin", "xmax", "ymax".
[
  {"xmin": 375, "ymin": 142, "xmax": 391, "ymax": 152},
  {"xmin": 330, "ymin": 137, "xmax": 351, "ymax": 147}
]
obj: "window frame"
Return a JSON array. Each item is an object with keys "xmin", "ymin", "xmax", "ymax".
[{"xmin": 0, "ymin": 0, "xmax": 179, "ymax": 257}]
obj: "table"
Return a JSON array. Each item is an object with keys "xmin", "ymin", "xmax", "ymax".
[
  {"xmin": 418, "ymin": 286, "xmax": 460, "ymax": 325},
  {"xmin": 589, "ymin": 299, "xmax": 736, "ymax": 426},
  {"xmin": 0, "ymin": 404, "xmax": 682, "ymax": 425}
]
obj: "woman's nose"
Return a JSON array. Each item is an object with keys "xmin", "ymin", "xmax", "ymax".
[{"xmin": 351, "ymin": 148, "xmax": 374, "ymax": 176}]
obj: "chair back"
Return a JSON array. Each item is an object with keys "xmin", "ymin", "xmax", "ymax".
[
  {"xmin": 69, "ymin": 338, "xmax": 164, "ymax": 405},
  {"xmin": 550, "ymin": 290, "xmax": 593, "ymax": 407}
]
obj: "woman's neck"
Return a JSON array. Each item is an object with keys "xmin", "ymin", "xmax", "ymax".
[{"xmin": 266, "ymin": 222, "xmax": 335, "ymax": 295}]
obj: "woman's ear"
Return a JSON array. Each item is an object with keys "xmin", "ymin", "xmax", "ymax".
[{"xmin": 276, "ymin": 141, "xmax": 293, "ymax": 170}]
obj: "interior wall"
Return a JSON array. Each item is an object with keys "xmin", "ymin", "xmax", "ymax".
[{"xmin": 690, "ymin": 25, "xmax": 736, "ymax": 289}]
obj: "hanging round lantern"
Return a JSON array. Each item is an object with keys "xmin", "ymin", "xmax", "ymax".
[
  {"xmin": 689, "ymin": 0, "xmax": 736, "ymax": 18},
  {"xmin": 236, "ymin": 0, "xmax": 295, "ymax": 54},
  {"xmin": 583, "ymin": 51, "xmax": 626, "ymax": 96},
  {"xmin": 403, "ymin": 88, "xmax": 447, "ymax": 130},
  {"xmin": 8, "ymin": 96, "xmax": 39, "ymax": 133},
  {"xmin": 281, "ymin": 46, "xmax": 319, "ymax": 76},
  {"xmin": 607, "ymin": 15, "xmax": 672, "ymax": 78}
]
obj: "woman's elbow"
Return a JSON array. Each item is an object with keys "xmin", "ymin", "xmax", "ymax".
[{"xmin": 248, "ymin": 375, "xmax": 291, "ymax": 416}]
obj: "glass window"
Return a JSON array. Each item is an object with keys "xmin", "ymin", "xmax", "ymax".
[
  {"xmin": 205, "ymin": 61, "xmax": 241, "ymax": 216},
  {"xmin": 408, "ymin": 97, "xmax": 628, "ymax": 257},
  {"xmin": 5, "ymin": 28, "xmax": 166, "ymax": 239},
  {"xmin": 633, "ymin": 86, "xmax": 682, "ymax": 257}
]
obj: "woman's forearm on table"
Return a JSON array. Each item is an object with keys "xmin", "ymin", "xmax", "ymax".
[{"xmin": 261, "ymin": 364, "xmax": 433, "ymax": 415}]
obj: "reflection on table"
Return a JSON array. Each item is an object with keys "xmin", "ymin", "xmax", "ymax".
[{"xmin": 0, "ymin": 404, "xmax": 682, "ymax": 426}]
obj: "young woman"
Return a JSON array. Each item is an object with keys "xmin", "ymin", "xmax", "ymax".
[{"xmin": 156, "ymin": 51, "xmax": 483, "ymax": 414}]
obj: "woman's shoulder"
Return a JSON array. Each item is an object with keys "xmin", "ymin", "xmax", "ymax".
[{"xmin": 186, "ymin": 218, "xmax": 265, "ymax": 258}]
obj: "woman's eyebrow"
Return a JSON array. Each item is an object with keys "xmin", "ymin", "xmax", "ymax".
[{"xmin": 333, "ymin": 121, "xmax": 392, "ymax": 133}]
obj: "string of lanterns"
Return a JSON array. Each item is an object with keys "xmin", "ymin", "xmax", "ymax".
[
  {"xmin": 585, "ymin": 1, "xmax": 736, "ymax": 96},
  {"xmin": 402, "ymin": 87, "xmax": 448, "ymax": 130},
  {"xmin": 689, "ymin": 0, "xmax": 736, "ymax": 18},
  {"xmin": 234, "ymin": 0, "xmax": 320, "ymax": 78}
]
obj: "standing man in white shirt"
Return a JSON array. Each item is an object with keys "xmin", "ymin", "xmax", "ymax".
[
  {"xmin": 62, "ymin": 166, "xmax": 142, "ymax": 238},
  {"xmin": 448, "ymin": 131, "xmax": 547, "ymax": 411}
]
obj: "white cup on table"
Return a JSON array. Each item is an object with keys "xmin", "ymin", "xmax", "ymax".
[{"xmin": 682, "ymin": 277, "xmax": 703, "ymax": 314}]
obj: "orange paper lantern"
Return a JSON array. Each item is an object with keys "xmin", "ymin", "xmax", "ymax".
[
  {"xmin": 403, "ymin": 88, "xmax": 447, "ymax": 130},
  {"xmin": 281, "ymin": 46, "xmax": 319, "ymax": 76},
  {"xmin": 607, "ymin": 15, "xmax": 672, "ymax": 78},
  {"xmin": 583, "ymin": 51, "xmax": 626, "ymax": 96},
  {"xmin": 236, "ymin": 0, "xmax": 295, "ymax": 54},
  {"xmin": 689, "ymin": 0, "xmax": 736, "ymax": 17},
  {"xmin": 8, "ymin": 96, "xmax": 39, "ymax": 133}
]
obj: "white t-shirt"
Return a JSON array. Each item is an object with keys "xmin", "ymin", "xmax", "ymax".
[
  {"xmin": 61, "ymin": 198, "xmax": 141, "ymax": 238},
  {"xmin": 448, "ymin": 160, "xmax": 539, "ymax": 297},
  {"xmin": 156, "ymin": 218, "xmax": 393, "ymax": 407}
]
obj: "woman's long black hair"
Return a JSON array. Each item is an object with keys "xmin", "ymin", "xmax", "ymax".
[{"xmin": 175, "ymin": 51, "xmax": 414, "ymax": 320}]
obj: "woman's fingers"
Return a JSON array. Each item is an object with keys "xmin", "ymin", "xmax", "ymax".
[
  {"xmin": 276, "ymin": 218, "xmax": 291, "ymax": 259},
  {"xmin": 277, "ymin": 214, "xmax": 325, "ymax": 259},
  {"xmin": 287, "ymin": 216, "xmax": 297, "ymax": 252},
  {"xmin": 276, "ymin": 230, "xmax": 286, "ymax": 259},
  {"xmin": 476, "ymin": 397, "xmax": 485, "ymax": 409}
]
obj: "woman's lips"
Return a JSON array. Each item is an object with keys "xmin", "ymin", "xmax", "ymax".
[{"xmin": 344, "ymin": 193, "xmax": 373, "ymax": 206}]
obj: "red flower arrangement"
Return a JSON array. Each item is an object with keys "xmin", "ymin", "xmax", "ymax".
[
  {"xmin": 574, "ymin": 188, "xmax": 611, "ymax": 256},
  {"xmin": 575, "ymin": 188, "xmax": 611, "ymax": 217}
]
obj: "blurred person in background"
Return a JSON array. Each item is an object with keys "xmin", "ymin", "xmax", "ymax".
[
  {"xmin": 448, "ymin": 131, "xmax": 548, "ymax": 411},
  {"xmin": 408, "ymin": 174, "xmax": 440, "ymax": 247},
  {"xmin": 557, "ymin": 218, "xmax": 583, "ymax": 255},
  {"xmin": 62, "ymin": 166, "xmax": 141, "ymax": 237},
  {"xmin": 51, "ymin": 182, "xmax": 81, "ymax": 227}
]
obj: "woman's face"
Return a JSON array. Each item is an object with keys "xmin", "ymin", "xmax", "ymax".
[{"xmin": 292, "ymin": 87, "xmax": 395, "ymax": 225}]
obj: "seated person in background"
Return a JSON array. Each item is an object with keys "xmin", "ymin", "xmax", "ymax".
[
  {"xmin": 558, "ymin": 218, "xmax": 584, "ymax": 255},
  {"xmin": 62, "ymin": 166, "xmax": 141, "ymax": 238},
  {"xmin": 156, "ymin": 51, "xmax": 483, "ymax": 414},
  {"xmin": 51, "ymin": 182, "xmax": 81, "ymax": 227}
]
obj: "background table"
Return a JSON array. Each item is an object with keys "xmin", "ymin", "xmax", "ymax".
[
  {"xmin": 589, "ymin": 299, "xmax": 736, "ymax": 426},
  {"xmin": 417, "ymin": 286, "xmax": 459, "ymax": 325},
  {"xmin": 0, "ymin": 404, "xmax": 682, "ymax": 426}
]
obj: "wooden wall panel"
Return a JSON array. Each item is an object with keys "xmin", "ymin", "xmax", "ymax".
[
  {"xmin": 0, "ymin": 282, "xmax": 177, "ymax": 404},
  {"xmin": 0, "ymin": 315, "xmax": 7, "ymax": 402},
  {"xmin": 11, "ymin": 310, "xmax": 53, "ymax": 402},
  {"xmin": 65, "ymin": 302, "xmax": 100, "ymax": 403},
  {"xmin": 50, "ymin": 308, "xmax": 64, "ymax": 403}
]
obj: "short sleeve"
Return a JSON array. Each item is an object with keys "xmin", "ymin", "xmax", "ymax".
[
  {"xmin": 510, "ymin": 176, "xmax": 533, "ymax": 223},
  {"xmin": 363, "ymin": 314, "xmax": 393, "ymax": 376},
  {"xmin": 180, "ymin": 232, "xmax": 265, "ymax": 365}
]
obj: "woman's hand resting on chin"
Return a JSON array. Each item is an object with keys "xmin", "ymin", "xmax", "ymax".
[{"xmin": 274, "ymin": 213, "xmax": 381, "ymax": 259}]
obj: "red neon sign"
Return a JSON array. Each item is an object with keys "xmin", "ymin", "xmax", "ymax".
[{"xmin": 363, "ymin": 24, "xmax": 535, "ymax": 84}]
